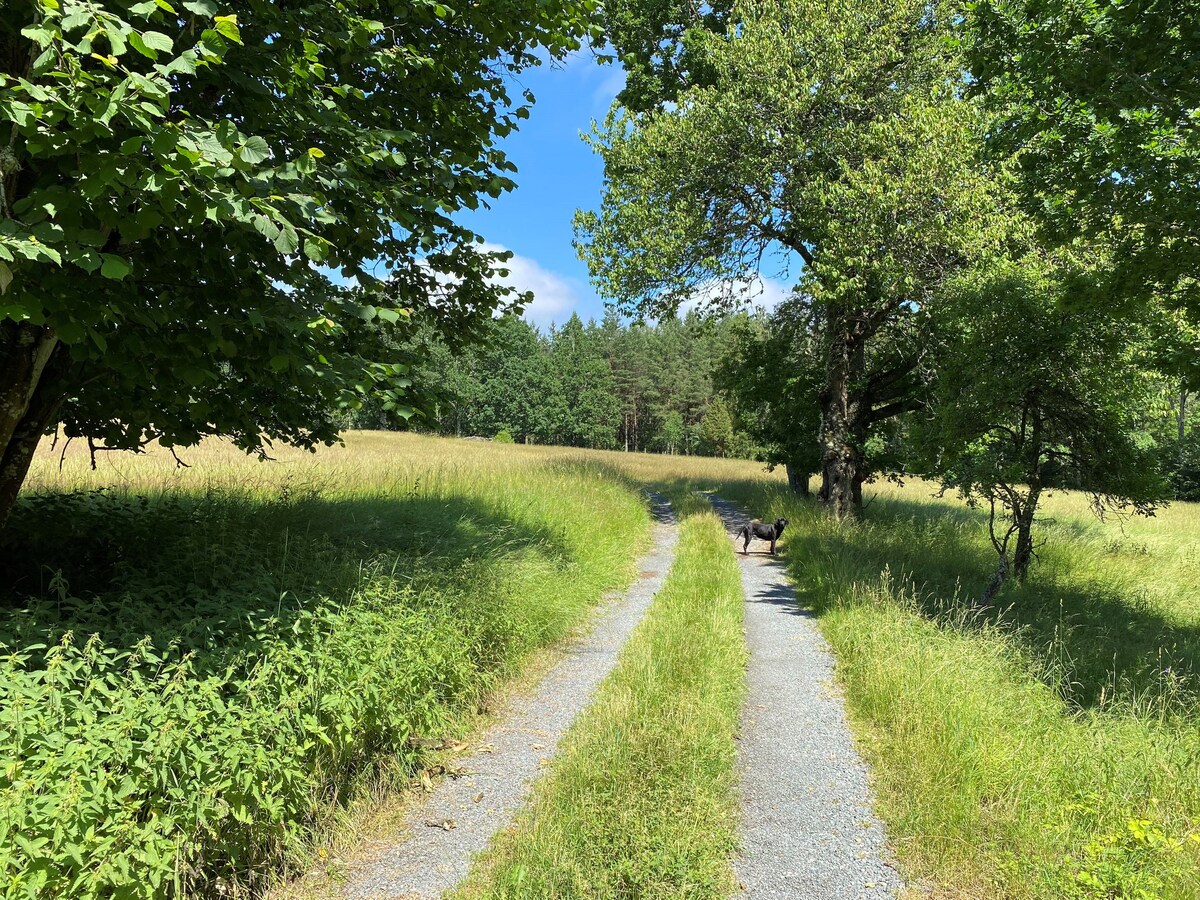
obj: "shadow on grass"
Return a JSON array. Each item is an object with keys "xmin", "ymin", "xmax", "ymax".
[
  {"xmin": 815, "ymin": 495, "xmax": 1200, "ymax": 715},
  {"xmin": 0, "ymin": 484, "xmax": 574, "ymax": 669},
  {"xmin": 692, "ymin": 473, "xmax": 1200, "ymax": 717}
]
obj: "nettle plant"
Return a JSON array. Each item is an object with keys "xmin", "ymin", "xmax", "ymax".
[{"xmin": 0, "ymin": 0, "xmax": 594, "ymax": 531}]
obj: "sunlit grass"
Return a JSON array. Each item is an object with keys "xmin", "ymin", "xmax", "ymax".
[
  {"xmin": 454, "ymin": 492, "xmax": 746, "ymax": 899},
  {"xmin": 11, "ymin": 432, "xmax": 1200, "ymax": 897},
  {"xmin": 2, "ymin": 432, "xmax": 651, "ymax": 899}
]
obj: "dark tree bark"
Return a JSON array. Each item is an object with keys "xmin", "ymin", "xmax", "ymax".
[
  {"xmin": 785, "ymin": 461, "xmax": 810, "ymax": 497},
  {"xmin": 818, "ymin": 312, "xmax": 869, "ymax": 520},
  {"xmin": 0, "ymin": 323, "xmax": 70, "ymax": 534}
]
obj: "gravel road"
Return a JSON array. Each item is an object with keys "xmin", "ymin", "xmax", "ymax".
[
  {"xmin": 708, "ymin": 495, "xmax": 903, "ymax": 900},
  {"xmin": 343, "ymin": 494, "xmax": 678, "ymax": 899}
]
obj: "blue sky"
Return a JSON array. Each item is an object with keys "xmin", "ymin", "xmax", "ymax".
[
  {"xmin": 454, "ymin": 50, "xmax": 623, "ymax": 327},
  {"xmin": 456, "ymin": 50, "xmax": 794, "ymax": 328}
]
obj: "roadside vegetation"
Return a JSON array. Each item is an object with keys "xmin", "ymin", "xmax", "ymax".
[
  {"xmin": 0, "ymin": 433, "xmax": 648, "ymax": 898},
  {"xmin": 455, "ymin": 490, "xmax": 745, "ymax": 899},
  {"xmin": 704, "ymin": 471, "xmax": 1200, "ymax": 898}
]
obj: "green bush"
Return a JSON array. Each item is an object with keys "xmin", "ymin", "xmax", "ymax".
[{"xmin": 493, "ymin": 428, "xmax": 515, "ymax": 444}]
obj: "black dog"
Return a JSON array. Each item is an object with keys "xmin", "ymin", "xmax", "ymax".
[{"xmin": 737, "ymin": 517, "xmax": 788, "ymax": 555}]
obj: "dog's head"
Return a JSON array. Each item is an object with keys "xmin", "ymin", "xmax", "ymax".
[{"xmin": 774, "ymin": 517, "xmax": 789, "ymax": 533}]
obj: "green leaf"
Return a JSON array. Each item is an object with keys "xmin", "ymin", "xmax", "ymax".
[
  {"xmin": 0, "ymin": 261, "xmax": 12, "ymax": 294},
  {"xmin": 273, "ymin": 221, "xmax": 299, "ymax": 255},
  {"xmin": 100, "ymin": 254, "xmax": 132, "ymax": 280},
  {"xmin": 237, "ymin": 136, "xmax": 270, "ymax": 165},
  {"xmin": 214, "ymin": 15, "xmax": 241, "ymax": 43},
  {"xmin": 141, "ymin": 31, "xmax": 174, "ymax": 53},
  {"xmin": 129, "ymin": 32, "xmax": 157, "ymax": 59},
  {"xmin": 182, "ymin": 0, "xmax": 218, "ymax": 14}
]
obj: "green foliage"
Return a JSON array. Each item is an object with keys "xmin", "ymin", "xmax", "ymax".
[
  {"xmin": 912, "ymin": 253, "xmax": 1169, "ymax": 586},
  {"xmin": 967, "ymin": 0, "xmax": 1200, "ymax": 311},
  {"xmin": 0, "ymin": 447, "xmax": 647, "ymax": 897},
  {"xmin": 0, "ymin": 0, "xmax": 596, "ymax": 471},
  {"xmin": 368, "ymin": 310, "xmax": 757, "ymax": 457},
  {"xmin": 493, "ymin": 428, "xmax": 515, "ymax": 444},
  {"xmin": 716, "ymin": 301, "xmax": 822, "ymax": 475},
  {"xmin": 579, "ymin": 0, "xmax": 1003, "ymax": 517}
]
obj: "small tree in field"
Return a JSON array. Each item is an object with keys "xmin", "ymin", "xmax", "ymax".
[
  {"xmin": 916, "ymin": 255, "xmax": 1168, "ymax": 604},
  {"xmin": 0, "ymin": 0, "xmax": 593, "ymax": 533}
]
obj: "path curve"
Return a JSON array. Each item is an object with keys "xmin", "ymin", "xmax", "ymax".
[
  {"xmin": 708, "ymin": 495, "xmax": 903, "ymax": 900},
  {"xmin": 344, "ymin": 494, "xmax": 678, "ymax": 899}
]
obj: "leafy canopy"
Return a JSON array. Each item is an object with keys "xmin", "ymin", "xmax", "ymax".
[
  {"xmin": 0, "ymin": 0, "xmax": 595, "ymax": 452},
  {"xmin": 967, "ymin": 0, "xmax": 1200, "ymax": 309},
  {"xmin": 577, "ymin": 0, "xmax": 998, "ymax": 320}
]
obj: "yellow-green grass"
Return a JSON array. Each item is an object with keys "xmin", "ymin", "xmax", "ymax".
[
  {"xmin": 701, "ymin": 474, "xmax": 1200, "ymax": 899},
  {"xmin": 1, "ymin": 433, "xmax": 650, "ymax": 899},
  {"xmin": 12, "ymin": 430, "xmax": 1199, "ymax": 898},
  {"xmin": 453, "ymin": 491, "xmax": 746, "ymax": 899}
]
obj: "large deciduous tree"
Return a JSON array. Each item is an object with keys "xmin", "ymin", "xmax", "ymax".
[
  {"xmin": 967, "ymin": 0, "xmax": 1200, "ymax": 311},
  {"xmin": 0, "ymin": 0, "xmax": 594, "ymax": 532},
  {"xmin": 716, "ymin": 301, "xmax": 823, "ymax": 495},
  {"xmin": 576, "ymin": 0, "xmax": 997, "ymax": 519}
]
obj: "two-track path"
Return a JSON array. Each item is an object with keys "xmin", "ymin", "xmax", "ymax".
[
  {"xmin": 344, "ymin": 495, "xmax": 678, "ymax": 900},
  {"xmin": 708, "ymin": 495, "xmax": 904, "ymax": 900}
]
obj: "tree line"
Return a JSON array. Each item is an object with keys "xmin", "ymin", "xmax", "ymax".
[{"xmin": 349, "ymin": 309, "xmax": 760, "ymax": 458}]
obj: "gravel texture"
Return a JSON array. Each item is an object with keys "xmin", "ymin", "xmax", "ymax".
[
  {"xmin": 707, "ymin": 495, "xmax": 903, "ymax": 900},
  {"xmin": 344, "ymin": 494, "xmax": 678, "ymax": 900}
]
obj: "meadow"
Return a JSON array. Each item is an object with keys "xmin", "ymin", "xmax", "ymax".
[
  {"xmin": 3, "ymin": 431, "xmax": 1199, "ymax": 898},
  {"xmin": 0, "ymin": 433, "xmax": 649, "ymax": 898}
]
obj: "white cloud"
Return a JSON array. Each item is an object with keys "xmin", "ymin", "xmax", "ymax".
[
  {"xmin": 482, "ymin": 242, "xmax": 583, "ymax": 327},
  {"xmin": 678, "ymin": 276, "xmax": 794, "ymax": 317}
]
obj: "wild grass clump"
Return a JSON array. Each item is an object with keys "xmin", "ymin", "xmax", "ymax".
[
  {"xmin": 0, "ymin": 433, "xmax": 649, "ymax": 898},
  {"xmin": 456, "ymin": 493, "xmax": 746, "ymax": 899}
]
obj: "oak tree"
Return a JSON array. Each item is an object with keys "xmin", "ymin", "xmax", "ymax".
[{"xmin": 577, "ymin": 0, "xmax": 997, "ymax": 518}]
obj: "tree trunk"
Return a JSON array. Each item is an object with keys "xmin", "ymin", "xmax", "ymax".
[
  {"xmin": 1012, "ymin": 484, "xmax": 1040, "ymax": 582},
  {"xmin": 819, "ymin": 314, "xmax": 867, "ymax": 521},
  {"xmin": 979, "ymin": 551, "xmax": 1009, "ymax": 607},
  {"xmin": 785, "ymin": 462, "xmax": 810, "ymax": 497},
  {"xmin": 1179, "ymin": 385, "xmax": 1189, "ymax": 472},
  {"xmin": 0, "ymin": 323, "xmax": 68, "ymax": 534}
]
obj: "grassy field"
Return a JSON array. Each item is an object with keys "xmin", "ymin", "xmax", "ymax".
[
  {"xmin": 6, "ymin": 432, "xmax": 1199, "ymax": 898},
  {"xmin": 454, "ymin": 490, "xmax": 746, "ymax": 899},
  {"xmin": 0, "ymin": 433, "xmax": 649, "ymax": 898},
  {"xmin": 697, "ymin": 472, "xmax": 1200, "ymax": 899}
]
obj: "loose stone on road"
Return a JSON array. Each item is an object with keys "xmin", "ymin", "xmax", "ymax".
[
  {"xmin": 708, "ymin": 495, "xmax": 903, "ymax": 900},
  {"xmin": 344, "ymin": 494, "xmax": 678, "ymax": 900}
]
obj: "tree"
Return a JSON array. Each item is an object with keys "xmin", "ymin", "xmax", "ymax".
[
  {"xmin": 967, "ymin": 0, "xmax": 1200, "ymax": 312},
  {"xmin": 697, "ymin": 394, "xmax": 735, "ymax": 457},
  {"xmin": 550, "ymin": 314, "xmax": 620, "ymax": 448},
  {"xmin": 0, "ymin": 0, "xmax": 594, "ymax": 532},
  {"xmin": 577, "ymin": 0, "xmax": 998, "ymax": 519},
  {"xmin": 717, "ymin": 302, "xmax": 825, "ymax": 495},
  {"xmin": 913, "ymin": 254, "xmax": 1169, "ymax": 604}
]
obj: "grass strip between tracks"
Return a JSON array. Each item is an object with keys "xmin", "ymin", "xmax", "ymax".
[{"xmin": 455, "ymin": 491, "xmax": 746, "ymax": 899}]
